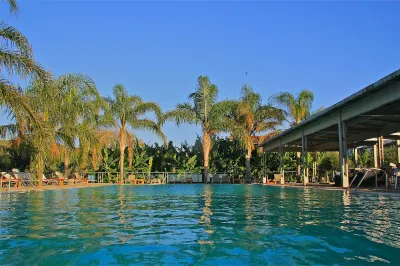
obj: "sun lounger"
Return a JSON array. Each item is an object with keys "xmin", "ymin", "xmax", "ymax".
[
  {"xmin": 42, "ymin": 174, "xmax": 59, "ymax": 186},
  {"xmin": 133, "ymin": 178, "xmax": 145, "ymax": 184},
  {"xmin": 232, "ymin": 175, "xmax": 243, "ymax": 184},
  {"xmin": 127, "ymin": 174, "xmax": 136, "ymax": 184},
  {"xmin": 19, "ymin": 172, "xmax": 34, "ymax": 187},
  {"xmin": 74, "ymin": 173, "xmax": 88, "ymax": 184},
  {"xmin": 267, "ymin": 174, "xmax": 281, "ymax": 184},
  {"xmin": 126, "ymin": 174, "xmax": 145, "ymax": 184},
  {"xmin": 0, "ymin": 172, "xmax": 21, "ymax": 188},
  {"xmin": 54, "ymin": 172, "xmax": 68, "ymax": 186}
]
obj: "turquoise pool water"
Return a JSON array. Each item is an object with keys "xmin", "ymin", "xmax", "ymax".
[{"xmin": 0, "ymin": 185, "xmax": 399, "ymax": 265}]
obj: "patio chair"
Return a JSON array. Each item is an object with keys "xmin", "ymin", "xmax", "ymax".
[
  {"xmin": 127, "ymin": 174, "xmax": 136, "ymax": 184},
  {"xmin": 42, "ymin": 174, "xmax": 58, "ymax": 186},
  {"xmin": 1, "ymin": 172, "xmax": 21, "ymax": 188},
  {"xmin": 19, "ymin": 172, "xmax": 35, "ymax": 187},
  {"xmin": 149, "ymin": 174, "xmax": 163, "ymax": 184},
  {"xmin": 267, "ymin": 174, "xmax": 280, "ymax": 184},
  {"xmin": 232, "ymin": 175, "xmax": 243, "ymax": 184},
  {"xmin": 54, "ymin": 171, "xmax": 68, "ymax": 186},
  {"xmin": 74, "ymin": 173, "xmax": 88, "ymax": 184},
  {"xmin": 134, "ymin": 177, "xmax": 145, "ymax": 185},
  {"xmin": 14, "ymin": 172, "xmax": 39, "ymax": 186}
]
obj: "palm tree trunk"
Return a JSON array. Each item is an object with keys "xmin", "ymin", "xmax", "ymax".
[
  {"xmin": 36, "ymin": 153, "xmax": 44, "ymax": 188},
  {"xmin": 91, "ymin": 149, "xmax": 97, "ymax": 171},
  {"xmin": 64, "ymin": 156, "xmax": 69, "ymax": 178},
  {"xmin": 119, "ymin": 127, "xmax": 126, "ymax": 185},
  {"xmin": 127, "ymin": 134, "xmax": 133, "ymax": 170},
  {"xmin": 203, "ymin": 130, "xmax": 211, "ymax": 183},
  {"xmin": 245, "ymin": 149, "xmax": 252, "ymax": 183}
]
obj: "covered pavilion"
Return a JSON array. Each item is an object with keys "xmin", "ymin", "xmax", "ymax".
[{"xmin": 259, "ymin": 69, "xmax": 400, "ymax": 188}]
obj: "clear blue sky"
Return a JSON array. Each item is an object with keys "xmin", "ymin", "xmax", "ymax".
[{"xmin": 1, "ymin": 1, "xmax": 399, "ymax": 145}]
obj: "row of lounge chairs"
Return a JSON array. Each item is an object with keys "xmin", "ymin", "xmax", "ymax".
[
  {"xmin": 0, "ymin": 170, "xmax": 97, "ymax": 188},
  {"xmin": 167, "ymin": 174, "xmax": 244, "ymax": 184},
  {"xmin": 127, "ymin": 174, "xmax": 163, "ymax": 185}
]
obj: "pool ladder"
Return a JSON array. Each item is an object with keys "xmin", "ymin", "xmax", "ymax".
[{"xmin": 346, "ymin": 168, "xmax": 387, "ymax": 193}]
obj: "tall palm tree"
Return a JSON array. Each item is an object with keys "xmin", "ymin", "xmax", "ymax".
[
  {"xmin": 224, "ymin": 86, "xmax": 284, "ymax": 182},
  {"xmin": 23, "ymin": 74, "xmax": 103, "ymax": 184},
  {"xmin": 105, "ymin": 84, "xmax": 166, "ymax": 184},
  {"xmin": 269, "ymin": 89, "xmax": 314, "ymax": 176},
  {"xmin": 0, "ymin": 0, "xmax": 48, "ymax": 119},
  {"xmin": 55, "ymin": 74, "xmax": 104, "ymax": 175},
  {"xmin": 166, "ymin": 76, "xmax": 231, "ymax": 182}
]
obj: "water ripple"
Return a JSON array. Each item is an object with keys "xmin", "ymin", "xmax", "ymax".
[{"xmin": 1, "ymin": 185, "xmax": 400, "ymax": 265}]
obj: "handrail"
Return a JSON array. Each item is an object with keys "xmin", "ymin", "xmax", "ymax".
[
  {"xmin": 346, "ymin": 168, "xmax": 365, "ymax": 193},
  {"xmin": 355, "ymin": 168, "xmax": 385, "ymax": 192},
  {"xmin": 346, "ymin": 168, "xmax": 387, "ymax": 193},
  {"xmin": 355, "ymin": 169, "xmax": 377, "ymax": 192}
]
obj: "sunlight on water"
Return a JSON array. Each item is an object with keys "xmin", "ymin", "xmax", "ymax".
[{"xmin": 1, "ymin": 185, "xmax": 400, "ymax": 265}]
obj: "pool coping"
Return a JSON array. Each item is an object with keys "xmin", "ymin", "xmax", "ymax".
[{"xmin": 1, "ymin": 182, "xmax": 399, "ymax": 196}]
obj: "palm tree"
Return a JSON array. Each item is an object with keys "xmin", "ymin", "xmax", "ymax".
[
  {"xmin": 224, "ymin": 86, "xmax": 284, "ymax": 182},
  {"xmin": 56, "ymin": 74, "xmax": 104, "ymax": 175},
  {"xmin": 270, "ymin": 89, "xmax": 314, "ymax": 125},
  {"xmin": 0, "ymin": 0, "xmax": 48, "ymax": 119},
  {"xmin": 17, "ymin": 74, "xmax": 103, "ymax": 185},
  {"xmin": 270, "ymin": 89, "xmax": 314, "ymax": 176},
  {"xmin": 166, "ymin": 76, "xmax": 232, "ymax": 182},
  {"xmin": 105, "ymin": 84, "xmax": 166, "ymax": 184}
]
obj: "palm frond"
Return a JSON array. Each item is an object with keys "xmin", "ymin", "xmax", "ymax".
[
  {"xmin": 0, "ymin": 22, "xmax": 32, "ymax": 56},
  {"xmin": 3, "ymin": 0, "xmax": 18, "ymax": 14},
  {"xmin": 165, "ymin": 102, "xmax": 197, "ymax": 125},
  {"xmin": 132, "ymin": 118, "xmax": 167, "ymax": 146},
  {"xmin": 131, "ymin": 101, "xmax": 162, "ymax": 122},
  {"xmin": 298, "ymin": 89, "xmax": 314, "ymax": 120},
  {"xmin": 0, "ymin": 49, "xmax": 48, "ymax": 80},
  {"xmin": 269, "ymin": 89, "xmax": 314, "ymax": 124},
  {"xmin": 0, "ymin": 79, "xmax": 40, "ymax": 124},
  {"xmin": 0, "ymin": 123, "xmax": 17, "ymax": 138}
]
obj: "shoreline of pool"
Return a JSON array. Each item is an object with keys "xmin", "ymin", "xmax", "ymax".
[
  {"xmin": 0, "ymin": 183, "xmax": 114, "ymax": 193},
  {"xmin": 1, "ymin": 181, "xmax": 399, "ymax": 195},
  {"xmin": 262, "ymin": 182, "xmax": 400, "ymax": 195}
]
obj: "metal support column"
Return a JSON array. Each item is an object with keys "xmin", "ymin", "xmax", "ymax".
[
  {"xmin": 397, "ymin": 140, "xmax": 400, "ymax": 164},
  {"xmin": 381, "ymin": 137, "xmax": 385, "ymax": 167},
  {"xmin": 354, "ymin": 148, "xmax": 358, "ymax": 167},
  {"xmin": 279, "ymin": 139, "xmax": 285, "ymax": 185},
  {"xmin": 378, "ymin": 136, "xmax": 384, "ymax": 168},
  {"xmin": 338, "ymin": 112, "xmax": 349, "ymax": 188},
  {"xmin": 302, "ymin": 131, "xmax": 308, "ymax": 186},
  {"xmin": 262, "ymin": 152, "xmax": 266, "ymax": 184},
  {"xmin": 373, "ymin": 144, "xmax": 378, "ymax": 168}
]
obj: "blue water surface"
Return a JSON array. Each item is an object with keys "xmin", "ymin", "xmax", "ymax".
[{"xmin": 0, "ymin": 185, "xmax": 399, "ymax": 265}]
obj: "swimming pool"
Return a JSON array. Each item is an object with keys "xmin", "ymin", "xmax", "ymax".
[{"xmin": 0, "ymin": 185, "xmax": 399, "ymax": 265}]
